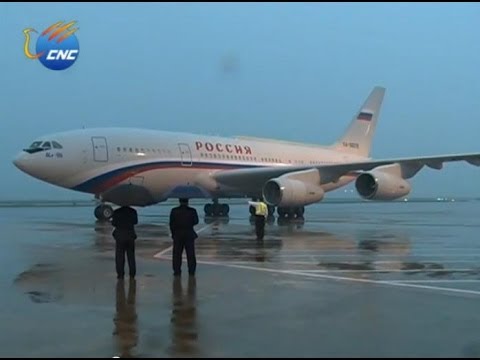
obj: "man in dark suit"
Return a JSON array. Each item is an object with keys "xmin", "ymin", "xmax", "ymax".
[
  {"xmin": 111, "ymin": 205, "xmax": 138, "ymax": 279},
  {"xmin": 169, "ymin": 198, "xmax": 199, "ymax": 276}
]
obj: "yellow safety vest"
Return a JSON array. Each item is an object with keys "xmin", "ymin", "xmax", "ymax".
[{"xmin": 255, "ymin": 202, "xmax": 268, "ymax": 217}]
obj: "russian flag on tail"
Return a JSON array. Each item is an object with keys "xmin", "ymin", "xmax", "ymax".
[{"xmin": 357, "ymin": 111, "xmax": 373, "ymax": 121}]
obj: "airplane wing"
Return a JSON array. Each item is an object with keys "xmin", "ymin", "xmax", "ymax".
[{"xmin": 213, "ymin": 153, "xmax": 480, "ymax": 190}]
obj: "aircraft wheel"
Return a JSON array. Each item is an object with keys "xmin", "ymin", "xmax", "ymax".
[
  {"xmin": 295, "ymin": 206, "xmax": 305, "ymax": 218},
  {"xmin": 221, "ymin": 204, "xmax": 230, "ymax": 216},
  {"xmin": 211, "ymin": 203, "xmax": 220, "ymax": 217},
  {"xmin": 285, "ymin": 208, "xmax": 296, "ymax": 219},
  {"xmin": 204, "ymin": 203, "xmax": 213, "ymax": 217},
  {"xmin": 94, "ymin": 204, "xmax": 113, "ymax": 221}
]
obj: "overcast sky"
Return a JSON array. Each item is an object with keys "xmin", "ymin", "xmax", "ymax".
[{"xmin": 2, "ymin": 2, "xmax": 480, "ymax": 200}]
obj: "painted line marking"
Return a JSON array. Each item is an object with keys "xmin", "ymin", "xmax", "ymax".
[
  {"xmin": 296, "ymin": 268, "xmax": 478, "ymax": 273},
  {"xmin": 188, "ymin": 260, "xmax": 480, "ymax": 297},
  {"xmin": 185, "ymin": 254, "xmax": 480, "ymax": 258},
  {"xmin": 387, "ymin": 280, "xmax": 480, "ymax": 283},
  {"xmin": 284, "ymin": 260, "xmax": 480, "ymax": 265},
  {"xmin": 153, "ymin": 224, "xmax": 212, "ymax": 259}
]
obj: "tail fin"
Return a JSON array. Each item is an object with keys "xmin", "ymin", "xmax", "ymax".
[{"xmin": 332, "ymin": 86, "xmax": 385, "ymax": 158}]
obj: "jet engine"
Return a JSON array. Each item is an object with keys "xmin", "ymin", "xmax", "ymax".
[
  {"xmin": 355, "ymin": 171, "xmax": 411, "ymax": 200},
  {"xmin": 263, "ymin": 178, "xmax": 325, "ymax": 207}
]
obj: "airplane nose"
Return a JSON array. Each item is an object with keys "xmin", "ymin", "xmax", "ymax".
[
  {"xmin": 13, "ymin": 150, "xmax": 60, "ymax": 182},
  {"xmin": 13, "ymin": 152, "xmax": 29, "ymax": 172}
]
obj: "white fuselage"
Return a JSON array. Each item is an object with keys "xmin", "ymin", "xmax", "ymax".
[{"xmin": 13, "ymin": 128, "xmax": 366, "ymax": 204}]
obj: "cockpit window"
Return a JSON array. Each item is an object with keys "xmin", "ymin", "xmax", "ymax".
[
  {"xmin": 29, "ymin": 141, "xmax": 43, "ymax": 149},
  {"xmin": 24, "ymin": 141, "xmax": 45, "ymax": 154},
  {"xmin": 41, "ymin": 141, "xmax": 51, "ymax": 150},
  {"xmin": 24, "ymin": 140, "xmax": 62, "ymax": 154}
]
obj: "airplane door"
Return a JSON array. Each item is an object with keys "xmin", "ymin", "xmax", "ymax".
[
  {"xmin": 178, "ymin": 143, "xmax": 192, "ymax": 166},
  {"xmin": 91, "ymin": 137, "xmax": 108, "ymax": 162}
]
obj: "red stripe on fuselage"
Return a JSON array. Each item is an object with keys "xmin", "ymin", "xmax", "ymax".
[{"xmin": 91, "ymin": 163, "xmax": 244, "ymax": 194}]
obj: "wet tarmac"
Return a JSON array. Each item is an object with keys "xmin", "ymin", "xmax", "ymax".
[{"xmin": 2, "ymin": 200, "xmax": 480, "ymax": 357}]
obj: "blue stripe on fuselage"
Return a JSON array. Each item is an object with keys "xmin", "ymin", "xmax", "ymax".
[{"xmin": 71, "ymin": 160, "xmax": 262, "ymax": 193}]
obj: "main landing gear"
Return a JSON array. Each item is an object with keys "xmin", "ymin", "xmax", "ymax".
[
  {"xmin": 248, "ymin": 199, "xmax": 303, "ymax": 219},
  {"xmin": 94, "ymin": 204, "xmax": 114, "ymax": 221},
  {"xmin": 204, "ymin": 200, "xmax": 230, "ymax": 217},
  {"xmin": 203, "ymin": 199, "xmax": 305, "ymax": 219},
  {"xmin": 276, "ymin": 206, "xmax": 305, "ymax": 219}
]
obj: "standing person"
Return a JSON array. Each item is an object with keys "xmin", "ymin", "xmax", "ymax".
[
  {"xmin": 169, "ymin": 198, "xmax": 199, "ymax": 276},
  {"xmin": 111, "ymin": 205, "xmax": 138, "ymax": 279},
  {"xmin": 249, "ymin": 199, "xmax": 268, "ymax": 240}
]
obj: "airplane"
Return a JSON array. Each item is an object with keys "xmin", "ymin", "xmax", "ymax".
[{"xmin": 12, "ymin": 86, "xmax": 480, "ymax": 221}]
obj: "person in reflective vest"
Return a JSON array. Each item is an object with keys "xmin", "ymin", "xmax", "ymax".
[{"xmin": 249, "ymin": 199, "xmax": 268, "ymax": 240}]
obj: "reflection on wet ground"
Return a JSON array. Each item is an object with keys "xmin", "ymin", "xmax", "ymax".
[
  {"xmin": 113, "ymin": 279, "xmax": 138, "ymax": 358},
  {"xmin": 3, "ymin": 201, "xmax": 480, "ymax": 357},
  {"xmin": 168, "ymin": 276, "xmax": 198, "ymax": 357}
]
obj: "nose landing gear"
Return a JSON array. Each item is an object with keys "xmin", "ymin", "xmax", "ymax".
[{"xmin": 94, "ymin": 204, "xmax": 113, "ymax": 221}]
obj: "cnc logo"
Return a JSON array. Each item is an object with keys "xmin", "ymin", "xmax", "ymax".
[{"xmin": 23, "ymin": 21, "xmax": 79, "ymax": 71}]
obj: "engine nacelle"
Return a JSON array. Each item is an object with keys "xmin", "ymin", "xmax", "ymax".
[
  {"xmin": 263, "ymin": 178, "xmax": 325, "ymax": 207},
  {"xmin": 355, "ymin": 171, "xmax": 411, "ymax": 200}
]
